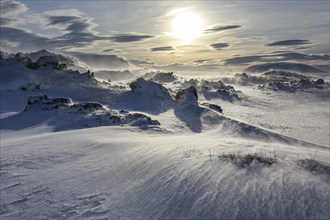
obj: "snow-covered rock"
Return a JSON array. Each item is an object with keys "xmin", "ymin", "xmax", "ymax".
[
  {"xmin": 25, "ymin": 95, "xmax": 73, "ymax": 111},
  {"xmin": 200, "ymin": 80, "xmax": 241, "ymax": 101},
  {"xmin": 258, "ymin": 78, "xmax": 326, "ymax": 92},
  {"xmin": 175, "ymin": 86, "xmax": 198, "ymax": 105},
  {"xmin": 116, "ymin": 78, "xmax": 175, "ymax": 113},
  {"xmin": 21, "ymin": 95, "xmax": 160, "ymax": 130},
  {"xmin": 129, "ymin": 78, "xmax": 173, "ymax": 101},
  {"xmin": 22, "ymin": 50, "xmax": 89, "ymax": 72},
  {"xmin": 143, "ymin": 71, "xmax": 177, "ymax": 83},
  {"xmin": 69, "ymin": 52, "xmax": 130, "ymax": 70},
  {"xmin": 180, "ymin": 79, "xmax": 241, "ymax": 102},
  {"xmin": 263, "ymin": 70, "xmax": 307, "ymax": 79},
  {"xmin": 70, "ymin": 102, "xmax": 106, "ymax": 112},
  {"xmin": 124, "ymin": 113, "xmax": 160, "ymax": 126},
  {"xmin": 36, "ymin": 56, "xmax": 59, "ymax": 69},
  {"xmin": 14, "ymin": 53, "xmax": 38, "ymax": 69},
  {"xmin": 95, "ymin": 70, "xmax": 134, "ymax": 81}
]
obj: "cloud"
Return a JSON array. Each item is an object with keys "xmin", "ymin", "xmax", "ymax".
[
  {"xmin": 223, "ymin": 56, "xmax": 263, "ymax": 65},
  {"xmin": 193, "ymin": 59, "xmax": 212, "ymax": 64},
  {"xmin": 0, "ymin": 26, "xmax": 52, "ymax": 50},
  {"xmin": 102, "ymin": 49, "xmax": 114, "ymax": 52},
  {"xmin": 150, "ymin": 46, "xmax": 175, "ymax": 52},
  {"xmin": 109, "ymin": 33, "xmax": 154, "ymax": 42},
  {"xmin": 0, "ymin": 0, "xmax": 27, "ymax": 16},
  {"xmin": 45, "ymin": 14, "xmax": 96, "ymax": 33},
  {"xmin": 209, "ymin": 43, "xmax": 230, "ymax": 50},
  {"xmin": 48, "ymin": 16, "xmax": 80, "ymax": 26},
  {"xmin": 266, "ymin": 39, "xmax": 311, "ymax": 46},
  {"xmin": 1, "ymin": 9, "xmax": 112, "ymax": 51},
  {"xmin": 129, "ymin": 59, "xmax": 155, "ymax": 66},
  {"xmin": 0, "ymin": 25, "xmax": 107, "ymax": 51},
  {"xmin": 222, "ymin": 51, "xmax": 329, "ymax": 65},
  {"xmin": 272, "ymin": 52, "xmax": 329, "ymax": 61},
  {"xmin": 0, "ymin": 0, "xmax": 28, "ymax": 26},
  {"xmin": 0, "ymin": 17, "xmax": 15, "ymax": 26},
  {"xmin": 65, "ymin": 19, "xmax": 94, "ymax": 32},
  {"xmin": 154, "ymin": 62, "xmax": 223, "ymax": 72},
  {"xmin": 204, "ymin": 25, "xmax": 241, "ymax": 33}
]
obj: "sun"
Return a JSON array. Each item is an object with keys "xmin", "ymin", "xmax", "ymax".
[{"xmin": 171, "ymin": 12, "xmax": 204, "ymax": 42}]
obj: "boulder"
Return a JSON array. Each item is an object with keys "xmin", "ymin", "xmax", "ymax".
[
  {"xmin": 207, "ymin": 103, "xmax": 223, "ymax": 113},
  {"xmin": 314, "ymin": 78, "xmax": 325, "ymax": 85}
]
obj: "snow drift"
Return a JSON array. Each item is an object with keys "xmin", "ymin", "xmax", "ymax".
[{"xmin": 1, "ymin": 49, "xmax": 329, "ymax": 220}]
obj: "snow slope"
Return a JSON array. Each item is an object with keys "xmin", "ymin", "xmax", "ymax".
[
  {"xmin": 1, "ymin": 51, "xmax": 329, "ymax": 219},
  {"xmin": 1, "ymin": 126, "xmax": 329, "ymax": 219}
]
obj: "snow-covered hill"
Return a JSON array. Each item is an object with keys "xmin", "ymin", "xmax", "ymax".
[
  {"xmin": 245, "ymin": 62, "xmax": 324, "ymax": 74},
  {"xmin": 1, "ymin": 50, "xmax": 329, "ymax": 220}
]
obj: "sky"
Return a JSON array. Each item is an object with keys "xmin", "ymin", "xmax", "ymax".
[{"xmin": 0, "ymin": 0, "xmax": 329, "ymax": 72}]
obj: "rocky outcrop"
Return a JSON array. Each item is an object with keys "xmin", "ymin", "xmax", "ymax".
[
  {"xmin": 314, "ymin": 79, "xmax": 325, "ymax": 85},
  {"xmin": 25, "ymin": 95, "xmax": 73, "ymax": 111},
  {"xmin": 143, "ymin": 71, "xmax": 177, "ymax": 83},
  {"xmin": 200, "ymin": 80, "xmax": 241, "ymax": 102},
  {"xmin": 175, "ymin": 86, "xmax": 198, "ymax": 105},
  {"xmin": 15, "ymin": 53, "xmax": 38, "ymax": 69},
  {"xmin": 36, "ymin": 56, "xmax": 59, "ymax": 69},
  {"xmin": 20, "ymin": 82, "xmax": 41, "ymax": 91},
  {"xmin": 129, "ymin": 78, "xmax": 173, "ymax": 101},
  {"xmin": 23, "ymin": 95, "xmax": 160, "ymax": 128},
  {"xmin": 258, "ymin": 78, "xmax": 326, "ymax": 92}
]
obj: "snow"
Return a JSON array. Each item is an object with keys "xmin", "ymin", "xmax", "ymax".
[{"xmin": 1, "ymin": 51, "xmax": 329, "ymax": 219}]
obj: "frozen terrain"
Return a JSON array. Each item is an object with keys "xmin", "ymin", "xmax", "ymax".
[{"xmin": 1, "ymin": 50, "xmax": 329, "ymax": 219}]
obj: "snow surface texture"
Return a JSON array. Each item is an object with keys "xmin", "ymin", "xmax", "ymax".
[{"xmin": 1, "ymin": 51, "xmax": 330, "ymax": 219}]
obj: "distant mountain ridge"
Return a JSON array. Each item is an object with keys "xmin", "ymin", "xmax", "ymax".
[
  {"xmin": 245, "ymin": 62, "xmax": 324, "ymax": 73},
  {"xmin": 1, "ymin": 49, "xmax": 131, "ymax": 71},
  {"xmin": 68, "ymin": 51, "xmax": 130, "ymax": 70}
]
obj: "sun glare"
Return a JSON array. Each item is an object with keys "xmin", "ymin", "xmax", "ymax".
[{"xmin": 171, "ymin": 12, "xmax": 203, "ymax": 42}]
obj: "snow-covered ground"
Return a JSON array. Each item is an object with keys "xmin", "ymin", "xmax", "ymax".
[{"xmin": 1, "ymin": 51, "xmax": 329, "ymax": 219}]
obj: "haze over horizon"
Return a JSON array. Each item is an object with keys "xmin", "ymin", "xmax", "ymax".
[{"xmin": 1, "ymin": 0, "xmax": 329, "ymax": 72}]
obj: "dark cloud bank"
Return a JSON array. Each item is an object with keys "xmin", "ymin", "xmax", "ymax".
[
  {"xmin": 266, "ymin": 39, "xmax": 311, "ymax": 46},
  {"xmin": 150, "ymin": 46, "xmax": 175, "ymax": 52},
  {"xmin": 204, "ymin": 25, "xmax": 241, "ymax": 33},
  {"xmin": 209, "ymin": 43, "xmax": 230, "ymax": 50}
]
